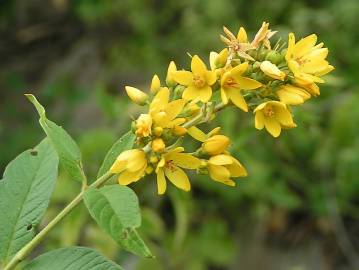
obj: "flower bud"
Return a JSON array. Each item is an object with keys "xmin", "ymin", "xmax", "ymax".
[
  {"xmin": 265, "ymin": 50, "xmax": 283, "ymax": 64},
  {"xmin": 152, "ymin": 138, "xmax": 166, "ymax": 153},
  {"xmin": 153, "ymin": 126, "xmax": 163, "ymax": 137},
  {"xmin": 125, "ymin": 86, "xmax": 149, "ymax": 105},
  {"xmin": 145, "ymin": 165, "xmax": 154, "ymax": 174},
  {"xmin": 202, "ymin": 135, "xmax": 230, "ymax": 155},
  {"xmin": 166, "ymin": 61, "xmax": 177, "ymax": 87},
  {"xmin": 260, "ymin": 61, "xmax": 286, "ymax": 81},
  {"xmin": 150, "ymin": 155, "xmax": 159, "ymax": 164},
  {"xmin": 216, "ymin": 48, "xmax": 228, "ymax": 68},
  {"xmin": 173, "ymin": 126, "xmax": 187, "ymax": 136},
  {"xmin": 150, "ymin": 74, "xmax": 161, "ymax": 94}
]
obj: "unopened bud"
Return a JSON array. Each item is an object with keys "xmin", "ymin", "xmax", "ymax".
[
  {"xmin": 153, "ymin": 126, "xmax": 163, "ymax": 137},
  {"xmin": 150, "ymin": 155, "xmax": 159, "ymax": 164},
  {"xmin": 216, "ymin": 48, "xmax": 228, "ymax": 68},
  {"xmin": 260, "ymin": 61, "xmax": 286, "ymax": 81},
  {"xmin": 145, "ymin": 165, "xmax": 154, "ymax": 174},
  {"xmin": 152, "ymin": 138, "xmax": 166, "ymax": 153},
  {"xmin": 265, "ymin": 51, "xmax": 283, "ymax": 64},
  {"xmin": 125, "ymin": 86, "xmax": 148, "ymax": 105},
  {"xmin": 173, "ymin": 126, "xmax": 187, "ymax": 136},
  {"xmin": 166, "ymin": 61, "xmax": 177, "ymax": 87},
  {"xmin": 202, "ymin": 135, "xmax": 230, "ymax": 155},
  {"xmin": 150, "ymin": 74, "xmax": 161, "ymax": 94}
]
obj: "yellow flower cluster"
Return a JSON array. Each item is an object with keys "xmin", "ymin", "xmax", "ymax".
[{"xmin": 111, "ymin": 22, "xmax": 333, "ymax": 194}]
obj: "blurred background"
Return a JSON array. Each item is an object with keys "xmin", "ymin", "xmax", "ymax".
[{"xmin": 1, "ymin": 0, "xmax": 358, "ymax": 269}]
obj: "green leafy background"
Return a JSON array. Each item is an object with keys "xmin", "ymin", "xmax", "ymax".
[{"xmin": 0, "ymin": 0, "xmax": 358, "ymax": 269}]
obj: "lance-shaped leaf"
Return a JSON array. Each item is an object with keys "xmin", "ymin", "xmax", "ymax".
[
  {"xmin": 24, "ymin": 246, "xmax": 123, "ymax": 270},
  {"xmin": 26, "ymin": 94, "xmax": 86, "ymax": 183},
  {"xmin": 97, "ymin": 131, "xmax": 136, "ymax": 179},
  {"xmin": 0, "ymin": 139, "xmax": 59, "ymax": 265},
  {"xmin": 84, "ymin": 185, "xmax": 153, "ymax": 258}
]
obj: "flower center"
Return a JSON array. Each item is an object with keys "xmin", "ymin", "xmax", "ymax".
[
  {"xmin": 230, "ymin": 41, "xmax": 241, "ymax": 51},
  {"xmin": 264, "ymin": 106, "xmax": 275, "ymax": 118},
  {"xmin": 225, "ymin": 77, "xmax": 237, "ymax": 87},
  {"xmin": 193, "ymin": 75, "xmax": 206, "ymax": 88},
  {"xmin": 165, "ymin": 160, "xmax": 176, "ymax": 172}
]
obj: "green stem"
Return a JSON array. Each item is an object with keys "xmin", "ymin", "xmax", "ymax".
[{"xmin": 4, "ymin": 171, "xmax": 114, "ymax": 270}]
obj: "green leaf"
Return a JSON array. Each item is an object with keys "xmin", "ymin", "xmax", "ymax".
[
  {"xmin": 84, "ymin": 185, "xmax": 153, "ymax": 258},
  {"xmin": 26, "ymin": 94, "xmax": 86, "ymax": 183},
  {"xmin": 24, "ymin": 246, "xmax": 123, "ymax": 270},
  {"xmin": 0, "ymin": 139, "xmax": 59, "ymax": 265},
  {"xmin": 97, "ymin": 131, "xmax": 135, "ymax": 178}
]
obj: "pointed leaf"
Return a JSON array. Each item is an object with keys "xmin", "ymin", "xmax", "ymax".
[
  {"xmin": 84, "ymin": 185, "xmax": 153, "ymax": 258},
  {"xmin": 24, "ymin": 246, "xmax": 123, "ymax": 270},
  {"xmin": 0, "ymin": 139, "xmax": 59, "ymax": 265},
  {"xmin": 26, "ymin": 94, "xmax": 86, "ymax": 183}
]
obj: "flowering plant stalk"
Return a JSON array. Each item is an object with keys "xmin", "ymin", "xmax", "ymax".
[{"xmin": 0, "ymin": 22, "xmax": 333, "ymax": 270}]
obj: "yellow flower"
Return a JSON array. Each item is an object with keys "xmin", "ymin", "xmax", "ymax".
[
  {"xmin": 110, "ymin": 149, "xmax": 147, "ymax": 185},
  {"xmin": 149, "ymin": 87, "xmax": 187, "ymax": 129},
  {"xmin": 220, "ymin": 62, "xmax": 262, "ymax": 112},
  {"xmin": 209, "ymin": 48, "xmax": 228, "ymax": 70},
  {"xmin": 221, "ymin": 26, "xmax": 255, "ymax": 61},
  {"xmin": 251, "ymin": 22, "xmax": 277, "ymax": 49},
  {"xmin": 152, "ymin": 138, "xmax": 165, "ymax": 153},
  {"xmin": 125, "ymin": 86, "xmax": 149, "ymax": 105},
  {"xmin": 260, "ymin": 61, "xmax": 286, "ymax": 81},
  {"xmin": 202, "ymin": 135, "xmax": 230, "ymax": 155},
  {"xmin": 150, "ymin": 74, "xmax": 161, "ymax": 94},
  {"xmin": 254, "ymin": 101, "xmax": 295, "ymax": 137},
  {"xmin": 285, "ymin": 33, "xmax": 334, "ymax": 87},
  {"xmin": 166, "ymin": 61, "xmax": 177, "ymax": 87},
  {"xmin": 207, "ymin": 154, "xmax": 247, "ymax": 186},
  {"xmin": 172, "ymin": 55, "xmax": 217, "ymax": 103},
  {"xmin": 156, "ymin": 147, "xmax": 201, "ymax": 194},
  {"xmin": 135, "ymin": 113, "xmax": 152, "ymax": 137},
  {"xmin": 277, "ymin": 84, "xmax": 310, "ymax": 105}
]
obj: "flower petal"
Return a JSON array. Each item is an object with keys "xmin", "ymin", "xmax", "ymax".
[
  {"xmin": 118, "ymin": 169, "xmax": 145, "ymax": 185},
  {"xmin": 230, "ymin": 62, "xmax": 248, "ymax": 76},
  {"xmin": 157, "ymin": 168, "xmax": 167, "ymax": 195},
  {"xmin": 191, "ymin": 55, "xmax": 207, "ymax": 75},
  {"xmin": 255, "ymin": 111, "xmax": 265, "ymax": 130},
  {"xmin": 228, "ymin": 88, "xmax": 248, "ymax": 112},
  {"xmin": 237, "ymin": 27, "xmax": 248, "ymax": 43},
  {"xmin": 206, "ymin": 70, "xmax": 217, "ymax": 85},
  {"xmin": 182, "ymin": 86, "xmax": 199, "ymax": 101},
  {"xmin": 165, "ymin": 99, "xmax": 186, "ymax": 120},
  {"xmin": 264, "ymin": 118, "xmax": 281, "ymax": 137},
  {"xmin": 199, "ymin": 86, "xmax": 212, "ymax": 102},
  {"xmin": 187, "ymin": 126, "xmax": 207, "ymax": 142},
  {"xmin": 221, "ymin": 88, "xmax": 229, "ymax": 104},
  {"xmin": 274, "ymin": 105, "xmax": 294, "ymax": 126},
  {"xmin": 168, "ymin": 153, "xmax": 201, "ymax": 169},
  {"xmin": 172, "ymin": 71, "xmax": 193, "ymax": 86},
  {"xmin": 208, "ymin": 164, "xmax": 235, "ymax": 186},
  {"xmin": 150, "ymin": 87, "xmax": 169, "ymax": 113},
  {"xmin": 227, "ymin": 157, "xmax": 247, "ymax": 177},
  {"xmin": 164, "ymin": 166, "xmax": 191, "ymax": 192},
  {"xmin": 208, "ymin": 154, "xmax": 233, "ymax": 165},
  {"xmin": 236, "ymin": 77, "xmax": 262, "ymax": 90}
]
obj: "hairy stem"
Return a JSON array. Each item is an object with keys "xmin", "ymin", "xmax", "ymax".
[{"xmin": 4, "ymin": 171, "xmax": 114, "ymax": 270}]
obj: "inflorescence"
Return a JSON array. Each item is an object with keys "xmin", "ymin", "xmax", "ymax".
[{"xmin": 110, "ymin": 22, "xmax": 334, "ymax": 195}]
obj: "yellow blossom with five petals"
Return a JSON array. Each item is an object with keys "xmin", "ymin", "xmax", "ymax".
[
  {"xmin": 285, "ymin": 33, "xmax": 334, "ymax": 89},
  {"xmin": 254, "ymin": 101, "xmax": 295, "ymax": 137},
  {"xmin": 207, "ymin": 154, "xmax": 247, "ymax": 186},
  {"xmin": 156, "ymin": 147, "xmax": 201, "ymax": 195},
  {"xmin": 172, "ymin": 55, "xmax": 217, "ymax": 103},
  {"xmin": 220, "ymin": 62, "xmax": 262, "ymax": 112}
]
